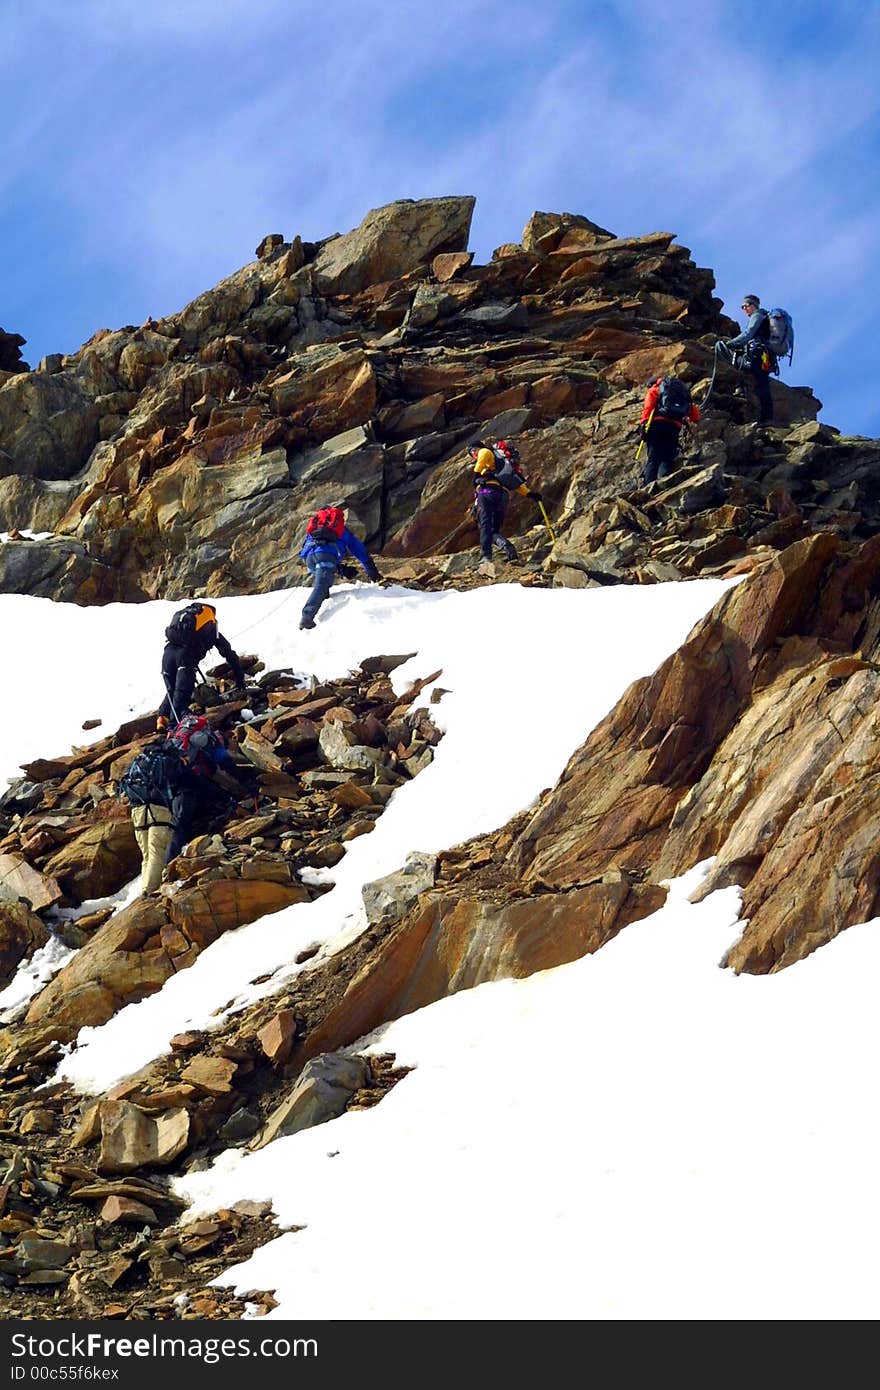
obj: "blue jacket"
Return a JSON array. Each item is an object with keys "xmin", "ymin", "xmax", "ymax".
[
  {"xmin": 299, "ymin": 527, "xmax": 374, "ymax": 573},
  {"xmin": 727, "ymin": 307, "xmax": 770, "ymax": 350}
]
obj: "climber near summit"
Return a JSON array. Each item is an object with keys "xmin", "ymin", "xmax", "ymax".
[
  {"xmin": 638, "ymin": 376, "xmax": 700, "ymax": 485},
  {"xmin": 715, "ymin": 294, "xmax": 778, "ymax": 424},
  {"xmin": 298, "ymin": 506, "xmax": 381, "ymax": 630},
  {"xmin": 157, "ymin": 601, "xmax": 245, "ymax": 732},
  {"xmin": 469, "ymin": 440, "xmax": 542, "ymax": 579}
]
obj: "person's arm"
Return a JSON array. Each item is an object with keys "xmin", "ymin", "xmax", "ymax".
[
  {"xmin": 344, "ymin": 530, "xmax": 380, "ymax": 579},
  {"xmin": 641, "ymin": 383, "xmax": 659, "ymax": 423},
  {"xmin": 214, "ymin": 631, "xmax": 245, "ymax": 685},
  {"xmin": 727, "ymin": 310, "xmax": 767, "ymax": 349},
  {"xmin": 211, "ymin": 742, "xmax": 257, "ymax": 784}
]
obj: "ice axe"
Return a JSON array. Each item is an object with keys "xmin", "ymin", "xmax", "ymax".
[{"xmin": 538, "ymin": 499, "xmax": 557, "ymax": 543}]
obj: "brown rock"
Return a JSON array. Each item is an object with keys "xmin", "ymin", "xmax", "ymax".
[
  {"xmin": 97, "ymin": 1101, "xmax": 190, "ymax": 1174},
  {"xmin": 256, "ymin": 1010, "xmax": 297, "ymax": 1065},
  {"xmin": 42, "ymin": 814, "xmax": 139, "ymax": 900},
  {"xmin": 0, "ymin": 853, "xmax": 62, "ymax": 912},
  {"xmin": 99, "ymin": 1195, "xmax": 158, "ymax": 1225},
  {"xmin": 19, "ymin": 1107, "xmax": 55, "ymax": 1135},
  {"xmin": 314, "ymin": 197, "xmax": 475, "ymax": 296},
  {"xmin": 180, "ymin": 1055, "xmax": 238, "ymax": 1095},
  {"xmin": 432, "ymin": 251, "xmax": 474, "ymax": 282},
  {"xmin": 0, "ymin": 899, "xmax": 49, "ymax": 989},
  {"xmin": 294, "ymin": 873, "xmax": 663, "ymax": 1069}
]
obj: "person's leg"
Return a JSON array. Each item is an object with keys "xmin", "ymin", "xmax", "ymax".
[
  {"xmin": 168, "ymin": 786, "xmax": 198, "ymax": 860},
  {"xmin": 158, "ymin": 646, "xmax": 177, "ymax": 720},
  {"xmin": 750, "ymin": 360, "xmax": 774, "ymax": 422},
  {"xmin": 132, "ymin": 806, "xmax": 151, "ymax": 889},
  {"xmin": 488, "ymin": 492, "xmax": 516, "ymax": 558},
  {"xmin": 654, "ymin": 422, "xmax": 682, "ymax": 480},
  {"xmin": 143, "ymin": 814, "xmax": 174, "ymax": 892},
  {"xmin": 475, "ymin": 493, "xmax": 495, "ymax": 560},
  {"xmin": 301, "ymin": 560, "xmax": 336, "ymax": 625},
  {"xmin": 161, "ymin": 646, "xmax": 196, "ymax": 722}
]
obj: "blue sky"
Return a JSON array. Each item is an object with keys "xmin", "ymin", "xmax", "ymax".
[{"xmin": 2, "ymin": 0, "xmax": 878, "ymax": 435}]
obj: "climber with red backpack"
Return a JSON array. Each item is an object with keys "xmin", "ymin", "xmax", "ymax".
[
  {"xmin": 468, "ymin": 440, "xmax": 542, "ymax": 579},
  {"xmin": 638, "ymin": 377, "xmax": 700, "ymax": 485},
  {"xmin": 157, "ymin": 601, "xmax": 246, "ymax": 733},
  {"xmin": 164, "ymin": 713, "xmax": 258, "ymax": 861},
  {"xmin": 298, "ymin": 506, "xmax": 381, "ymax": 630}
]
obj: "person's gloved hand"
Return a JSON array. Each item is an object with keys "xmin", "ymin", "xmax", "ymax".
[
  {"xmin": 527, "ymin": 490, "xmax": 542, "ymax": 502},
  {"xmin": 366, "ymin": 563, "xmax": 381, "ymax": 583}
]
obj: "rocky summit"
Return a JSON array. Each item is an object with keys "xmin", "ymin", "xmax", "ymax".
[{"xmin": 1, "ymin": 195, "xmax": 879, "ymax": 1318}]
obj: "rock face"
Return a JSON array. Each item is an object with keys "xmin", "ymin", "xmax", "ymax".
[{"xmin": 0, "ymin": 900, "xmax": 49, "ymax": 989}]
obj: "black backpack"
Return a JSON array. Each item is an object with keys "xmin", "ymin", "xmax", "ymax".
[
  {"xmin": 165, "ymin": 602, "xmax": 214, "ymax": 648},
  {"xmin": 119, "ymin": 742, "xmax": 187, "ymax": 810},
  {"xmin": 655, "ymin": 377, "xmax": 692, "ymax": 422}
]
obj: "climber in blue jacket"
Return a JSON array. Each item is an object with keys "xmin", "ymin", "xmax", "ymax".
[{"xmin": 298, "ymin": 505, "xmax": 381, "ymax": 629}]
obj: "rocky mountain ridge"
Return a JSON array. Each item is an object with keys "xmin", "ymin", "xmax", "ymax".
[{"xmin": 3, "ymin": 195, "xmax": 876, "ymax": 607}]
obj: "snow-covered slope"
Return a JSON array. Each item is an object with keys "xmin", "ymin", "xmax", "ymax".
[{"xmin": 0, "ymin": 577, "xmax": 729, "ymax": 1090}]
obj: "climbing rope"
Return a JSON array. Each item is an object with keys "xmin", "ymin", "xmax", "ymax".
[{"xmin": 699, "ymin": 342, "xmax": 725, "ymax": 410}]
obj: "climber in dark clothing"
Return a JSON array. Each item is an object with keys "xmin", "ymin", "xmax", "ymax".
[
  {"xmin": 717, "ymin": 294, "xmax": 774, "ymax": 423},
  {"xmin": 639, "ymin": 377, "xmax": 700, "ymax": 484},
  {"xmin": 157, "ymin": 602, "xmax": 245, "ymax": 732},
  {"xmin": 469, "ymin": 441, "xmax": 542, "ymax": 579},
  {"xmin": 165, "ymin": 715, "xmax": 257, "ymax": 859}
]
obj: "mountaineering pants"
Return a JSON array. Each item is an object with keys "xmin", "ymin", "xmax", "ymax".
[
  {"xmin": 642, "ymin": 419, "xmax": 682, "ymax": 485},
  {"xmin": 159, "ymin": 643, "xmax": 198, "ymax": 722},
  {"xmin": 474, "ymin": 488, "xmax": 517, "ymax": 561},
  {"xmin": 301, "ymin": 556, "xmax": 338, "ymax": 624},
  {"xmin": 168, "ymin": 779, "xmax": 231, "ymax": 860},
  {"xmin": 131, "ymin": 803, "xmax": 174, "ymax": 892},
  {"xmin": 746, "ymin": 348, "xmax": 774, "ymax": 423}
]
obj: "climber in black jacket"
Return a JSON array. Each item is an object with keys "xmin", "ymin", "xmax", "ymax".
[{"xmin": 156, "ymin": 601, "xmax": 245, "ymax": 732}]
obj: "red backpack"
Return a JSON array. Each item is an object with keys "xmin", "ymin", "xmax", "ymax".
[
  {"xmin": 167, "ymin": 714, "xmax": 221, "ymax": 776},
  {"xmin": 307, "ymin": 507, "xmax": 345, "ymax": 543}
]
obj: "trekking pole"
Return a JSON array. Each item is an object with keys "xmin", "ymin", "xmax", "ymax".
[
  {"xmin": 538, "ymin": 500, "xmax": 557, "ymax": 543},
  {"xmin": 635, "ymin": 410, "xmax": 654, "ymax": 461}
]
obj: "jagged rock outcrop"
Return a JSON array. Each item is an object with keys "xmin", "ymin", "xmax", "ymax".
[
  {"xmin": 312, "ymin": 196, "xmax": 475, "ymax": 296},
  {"xmin": 0, "ymin": 327, "xmax": 29, "ymax": 374}
]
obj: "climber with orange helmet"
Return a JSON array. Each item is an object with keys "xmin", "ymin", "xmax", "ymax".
[{"xmin": 156, "ymin": 601, "xmax": 245, "ymax": 732}]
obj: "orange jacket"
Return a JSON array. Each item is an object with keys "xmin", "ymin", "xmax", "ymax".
[{"xmin": 641, "ymin": 379, "xmax": 700, "ymax": 429}]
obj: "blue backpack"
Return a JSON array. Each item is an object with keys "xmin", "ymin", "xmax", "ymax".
[
  {"xmin": 119, "ymin": 741, "xmax": 186, "ymax": 809},
  {"xmin": 767, "ymin": 308, "xmax": 794, "ymax": 364}
]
